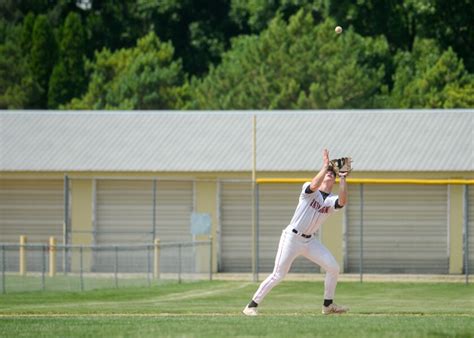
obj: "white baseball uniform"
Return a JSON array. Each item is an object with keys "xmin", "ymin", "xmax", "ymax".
[{"xmin": 251, "ymin": 182, "xmax": 342, "ymax": 304}]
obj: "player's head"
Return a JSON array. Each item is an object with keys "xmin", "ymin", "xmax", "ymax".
[
  {"xmin": 320, "ymin": 168, "xmax": 336, "ymax": 192},
  {"xmin": 327, "ymin": 167, "xmax": 337, "ymax": 180}
]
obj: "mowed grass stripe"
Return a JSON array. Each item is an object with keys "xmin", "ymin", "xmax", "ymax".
[{"xmin": 1, "ymin": 312, "xmax": 473, "ymax": 318}]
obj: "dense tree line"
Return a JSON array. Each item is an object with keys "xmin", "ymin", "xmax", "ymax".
[{"xmin": 0, "ymin": 0, "xmax": 472, "ymax": 109}]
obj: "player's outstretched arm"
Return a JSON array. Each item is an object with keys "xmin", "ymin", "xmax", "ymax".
[
  {"xmin": 337, "ymin": 172, "xmax": 348, "ymax": 206},
  {"xmin": 309, "ymin": 149, "xmax": 330, "ymax": 192}
]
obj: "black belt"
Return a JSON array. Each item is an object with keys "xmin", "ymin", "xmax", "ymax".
[{"xmin": 292, "ymin": 228, "xmax": 312, "ymax": 238}]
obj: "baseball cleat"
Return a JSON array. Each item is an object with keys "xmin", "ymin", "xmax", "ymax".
[
  {"xmin": 242, "ymin": 305, "xmax": 258, "ymax": 316},
  {"xmin": 322, "ymin": 303, "xmax": 349, "ymax": 315}
]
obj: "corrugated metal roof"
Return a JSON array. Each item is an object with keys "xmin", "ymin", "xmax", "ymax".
[{"xmin": 0, "ymin": 110, "xmax": 472, "ymax": 172}]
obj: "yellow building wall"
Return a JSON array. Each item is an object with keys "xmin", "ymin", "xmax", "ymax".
[
  {"xmin": 194, "ymin": 180, "xmax": 218, "ymax": 273},
  {"xmin": 70, "ymin": 179, "xmax": 93, "ymax": 272},
  {"xmin": 449, "ymin": 185, "xmax": 464, "ymax": 274},
  {"xmin": 70, "ymin": 179, "xmax": 93, "ymax": 245}
]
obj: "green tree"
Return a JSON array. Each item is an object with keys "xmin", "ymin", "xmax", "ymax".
[
  {"xmin": 185, "ymin": 11, "xmax": 389, "ymax": 109},
  {"xmin": 230, "ymin": 0, "xmax": 317, "ymax": 33},
  {"xmin": 84, "ymin": 0, "xmax": 142, "ymax": 57},
  {"xmin": 48, "ymin": 12, "xmax": 86, "ymax": 108},
  {"xmin": 421, "ymin": 0, "xmax": 474, "ymax": 72},
  {"xmin": 389, "ymin": 39, "xmax": 473, "ymax": 108},
  {"xmin": 48, "ymin": 61, "xmax": 70, "ymax": 108},
  {"xmin": 0, "ymin": 32, "xmax": 41, "ymax": 108},
  {"xmin": 20, "ymin": 12, "xmax": 35, "ymax": 53},
  {"xmin": 67, "ymin": 32, "xmax": 185, "ymax": 109},
  {"xmin": 325, "ymin": 0, "xmax": 474, "ymax": 73},
  {"xmin": 30, "ymin": 14, "xmax": 58, "ymax": 108},
  {"xmin": 230, "ymin": 0, "xmax": 280, "ymax": 32},
  {"xmin": 0, "ymin": 0, "xmax": 23, "ymax": 22},
  {"xmin": 324, "ymin": 0, "xmax": 416, "ymax": 52},
  {"xmin": 136, "ymin": 0, "xmax": 240, "ymax": 75},
  {"xmin": 443, "ymin": 81, "xmax": 474, "ymax": 108}
]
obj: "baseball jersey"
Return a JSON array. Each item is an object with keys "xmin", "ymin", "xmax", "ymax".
[{"xmin": 285, "ymin": 182, "xmax": 341, "ymax": 235}]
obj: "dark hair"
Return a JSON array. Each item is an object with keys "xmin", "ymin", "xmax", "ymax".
[{"xmin": 328, "ymin": 167, "xmax": 336, "ymax": 177}]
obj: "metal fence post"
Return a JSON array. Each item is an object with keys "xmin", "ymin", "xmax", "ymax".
[
  {"xmin": 80, "ymin": 246, "xmax": 84, "ymax": 291},
  {"xmin": 152, "ymin": 180, "xmax": 157, "ymax": 241},
  {"xmin": 63, "ymin": 175, "xmax": 70, "ymax": 275},
  {"xmin": 251, "ymin": 114, "xmax": 257, "ymax": 283},
  {"xmin": 62, "ymin": 229, "xmax": 68, "ymax": 275},
  {"xmin": 178, "ymin": 244, "xmax": 182, "ymax": 284},
  {"xmin": 2, "ymin": 245, "xmax": 5, "ymax": 294},
  {"xmin": 41, "ymin": 244, "xmax": 46, "ymax": 291},
  {"xmin": 464, "ymin": 185, "xmax": 469, "ymax": 285},
  {"xmin": 209, "ymin": 236, "xmax": 213, "ymax": 281},
  {"xmin": 147, "ymin": 245, "xmax": 151, "ymax": 287},
  {"xmin": 359, "ymin": 184, "xmax": 364, "ymax": 283},
  {"xmin": 256, "ymin": 183, "xmax": 260, "ymax": 282},
  {"xmin": 114, "ymin": 246, "xmax": 118, "ymax": 288}
]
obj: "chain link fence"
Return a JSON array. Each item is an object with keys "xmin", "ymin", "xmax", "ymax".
[{"xmin": 0, "ymin": 240, "xmax": 212, "ymax": 293}]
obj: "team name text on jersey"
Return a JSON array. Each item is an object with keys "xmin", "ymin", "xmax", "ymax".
[{"xmin": 309, "ymin": 199, "xmax": 330, "ymax": 213}]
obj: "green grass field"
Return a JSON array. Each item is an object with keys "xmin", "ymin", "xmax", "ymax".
[{"xmin": 0, "ymin": 280, "xmax": 473, "ymax": 337}]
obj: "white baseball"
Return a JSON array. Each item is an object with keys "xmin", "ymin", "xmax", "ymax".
[{"xmin": 335, "ymin": 26, "xmax": 343, "ymax": 34}]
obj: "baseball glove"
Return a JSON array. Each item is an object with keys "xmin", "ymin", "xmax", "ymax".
[{"xmin": 329, "ymin": 157, "xmax": 352, "ymax": 176}]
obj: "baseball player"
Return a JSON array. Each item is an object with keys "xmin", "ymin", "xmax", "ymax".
[{"xmin": 243, "ymin": 149, "xmax": 349, "ymax": 316}]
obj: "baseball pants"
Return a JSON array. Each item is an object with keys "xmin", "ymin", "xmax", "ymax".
[{"xmin": 252, "ymin": 229, "xmax": 340, "ymax": 304}]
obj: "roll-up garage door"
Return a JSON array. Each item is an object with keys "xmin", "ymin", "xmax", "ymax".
[
  {"xmin": 95, "ymin": 180, "xmax": 154, "ymax": 245},
  {"xmin": 154, "ymin": 181, "xmax": 194, "ymax": 243},
  {"xmin": 0, "ymin": 179, "xmax": 64, "ymax": 272},
  {"xmin": 95, "ymin": 179, "xmax": 194, "ymax": 244},
  {"xmin": 346, "ymin": 184, "xmax": 448, "ymax": 273},
  {"xmin": 0, "ymin": 179, "xmax": 64, "ymax": 243},
  {"xmin": 468, "ymin": 185, "xmax": 474, "ymax": 273},
  {"xmin": 259, "ymin": 183, "xmax": 321, "ymax": 273},
  {"xmin": 94, "ymin": 179, "xmax": 153, "ymax": 273},
  {"xmin": 94, "ymin": 179, "xmax": 193, "ymax": 272},
  {"xmin": 155, "ymin": 180, "xmax": 194, "ymax": 274},
  {"xmin": 220, "ymin": 182, "xmax": 252, "ymax": 272}
]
